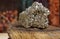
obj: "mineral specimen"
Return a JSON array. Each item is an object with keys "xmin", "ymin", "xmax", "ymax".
[{"xmin": 13, "ymin": 2, "xmax": 50, "ymax": 29}]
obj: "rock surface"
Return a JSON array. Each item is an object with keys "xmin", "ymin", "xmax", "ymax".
[{"xmin": 13, "ymin": 2, "xmax": 50, "ymax": 29}]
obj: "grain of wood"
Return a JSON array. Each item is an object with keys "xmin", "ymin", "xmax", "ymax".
[{"xmin": 8, "ymin": 26, "xmax": 60, "ymax": 39}]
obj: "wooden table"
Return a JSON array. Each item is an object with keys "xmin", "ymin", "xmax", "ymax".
[{"xmin": 8, "ymin": 26, "xmax": 60, "ymax": 39}]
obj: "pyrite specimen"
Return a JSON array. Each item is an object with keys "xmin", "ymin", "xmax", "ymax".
[{"xmin": 14, "ymin": 2, "xmax": 50, "ymax": 29}]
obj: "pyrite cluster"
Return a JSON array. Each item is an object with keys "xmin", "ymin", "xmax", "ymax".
[{"xmin": 14, "ymin": 2, "xmax": 50, "ymax": 29}]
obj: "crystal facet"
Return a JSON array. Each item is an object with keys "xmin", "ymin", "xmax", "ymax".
[{"xmin": 14, "ymin": 2, "xmax": 50, "ymax": 29}]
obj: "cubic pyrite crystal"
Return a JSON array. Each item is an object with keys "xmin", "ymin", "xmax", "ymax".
[{"xmin": 14, "ymin": 2, "xmax": 50, "ymax": 29}]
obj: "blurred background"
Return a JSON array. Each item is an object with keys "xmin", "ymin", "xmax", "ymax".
[{"xmin": 0, "ymin": 0, "xmax": 59, "ymax": 32}]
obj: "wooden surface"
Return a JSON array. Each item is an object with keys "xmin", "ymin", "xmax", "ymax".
[
  {"xmin": 0, "ymin": 33, "xmax": 9, "ymax": 39},
  {"xmin": 8, "ymin": 26, "xmax": 60, "ymax": 39}
]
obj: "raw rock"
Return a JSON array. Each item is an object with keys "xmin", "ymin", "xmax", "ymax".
[{"xmin": 13, "ymin": 2, "xmax": 50, "ymax": 29}]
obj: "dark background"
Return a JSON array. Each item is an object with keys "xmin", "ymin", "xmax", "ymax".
[
  {"xmin": 0, "ymin": 0, "xmax": 49, "ymax": 12},
  {"xmin": 0, "ymin": 0, "xmax": 59, "ymax": 27}
]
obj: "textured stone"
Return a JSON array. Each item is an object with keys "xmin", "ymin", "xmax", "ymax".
[{"xmin": 13, "ymin": 2, "xmax": 50, "ymax": 29}]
